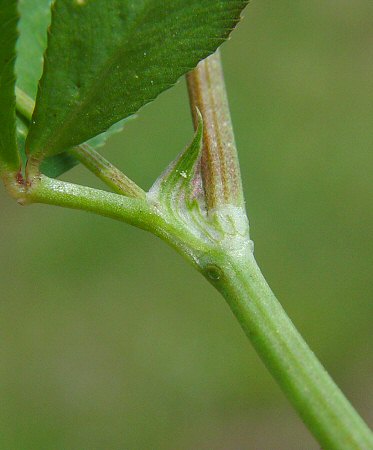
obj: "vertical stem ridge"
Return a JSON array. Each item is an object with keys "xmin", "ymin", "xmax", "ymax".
[{"xmin": 186, "ymin": 50, "xmax": 244, "ymax": 210}]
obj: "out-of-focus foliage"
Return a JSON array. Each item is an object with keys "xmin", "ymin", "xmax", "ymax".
[{"xmin": 0, "ymin": 1, "xmax": 372, "ymax": 449}]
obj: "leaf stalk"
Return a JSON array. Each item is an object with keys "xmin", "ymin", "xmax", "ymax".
[{"xmin": 69, "ymin": 144, "xmax": 146, "ymax": 199}]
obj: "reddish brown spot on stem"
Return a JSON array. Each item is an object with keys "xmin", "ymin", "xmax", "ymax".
[{"xmin": 16, "ymin": 171, "xmax": 24, "ymax": 185}]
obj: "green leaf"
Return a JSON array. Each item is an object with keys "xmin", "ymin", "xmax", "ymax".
[
  {"xmin": 15, "ymin": 1, "xmax": 132, "ymax": 177},
  {"xmin": 17, "ymin": 105, "xmax": 133, "ymax": 178},
  {"xmin": 15, "ymin": 0, "xmax": 52, "ymax": 100},
  {"xmin": 15, "ymin": 0, "xmax": 78, "ymax": 178},
  {"xmin": 27, "ymin": 0, "xmax": 248, "ymax": 159},
  {"xmin": 0, "ymin": 0, "xmax": 20, "ymax": 172},
  {"xmin": 40, "ymin": 116, "xmax": 134, "ymax": 178},
  {"xmin": 15, "ymin": 86, "xmax": 133, "ymax": 178},
  {"xmin": 40, "ymin": 152, "xmax": 79, "ymax": 178},
  {"xmin": 17, "ymin": 115, "xmax": 70, "ymax": 178}
]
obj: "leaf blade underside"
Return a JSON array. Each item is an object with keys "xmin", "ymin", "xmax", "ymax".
[{"xmin": 27, "ymin": 0, "xmax": 248, "ymax": 159}]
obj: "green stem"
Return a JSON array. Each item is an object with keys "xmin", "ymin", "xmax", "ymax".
[
  {"xmin": 27, "ymin": 175, "xmax": 208, "ymax": 270},
  {"xmin": 208, "ymin": 251, "xmax": 373, "ymax": 450},
  {"xmin": 28, "ymin": 173, "xmax": 373, "ymax": 449},
  {"xmin": 12, "ymin": 56, "xmax": 373, "ymax": 450},
  {"xmin": 28, "ymin": 175, "xmax": 153, "ymax": 229},
  {"xmin": 186, "ymin": 52, "xmax": 373, "ymax": 448}
]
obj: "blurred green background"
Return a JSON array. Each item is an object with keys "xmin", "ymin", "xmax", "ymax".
[{"xmin": 1, "ymin": 1, "xmax": 373, "ymax": 449}]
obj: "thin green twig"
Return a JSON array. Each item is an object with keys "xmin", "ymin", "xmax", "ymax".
[{"xmin": 69, "ymin": 144, "xmax": 145, "ymax": 198}]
